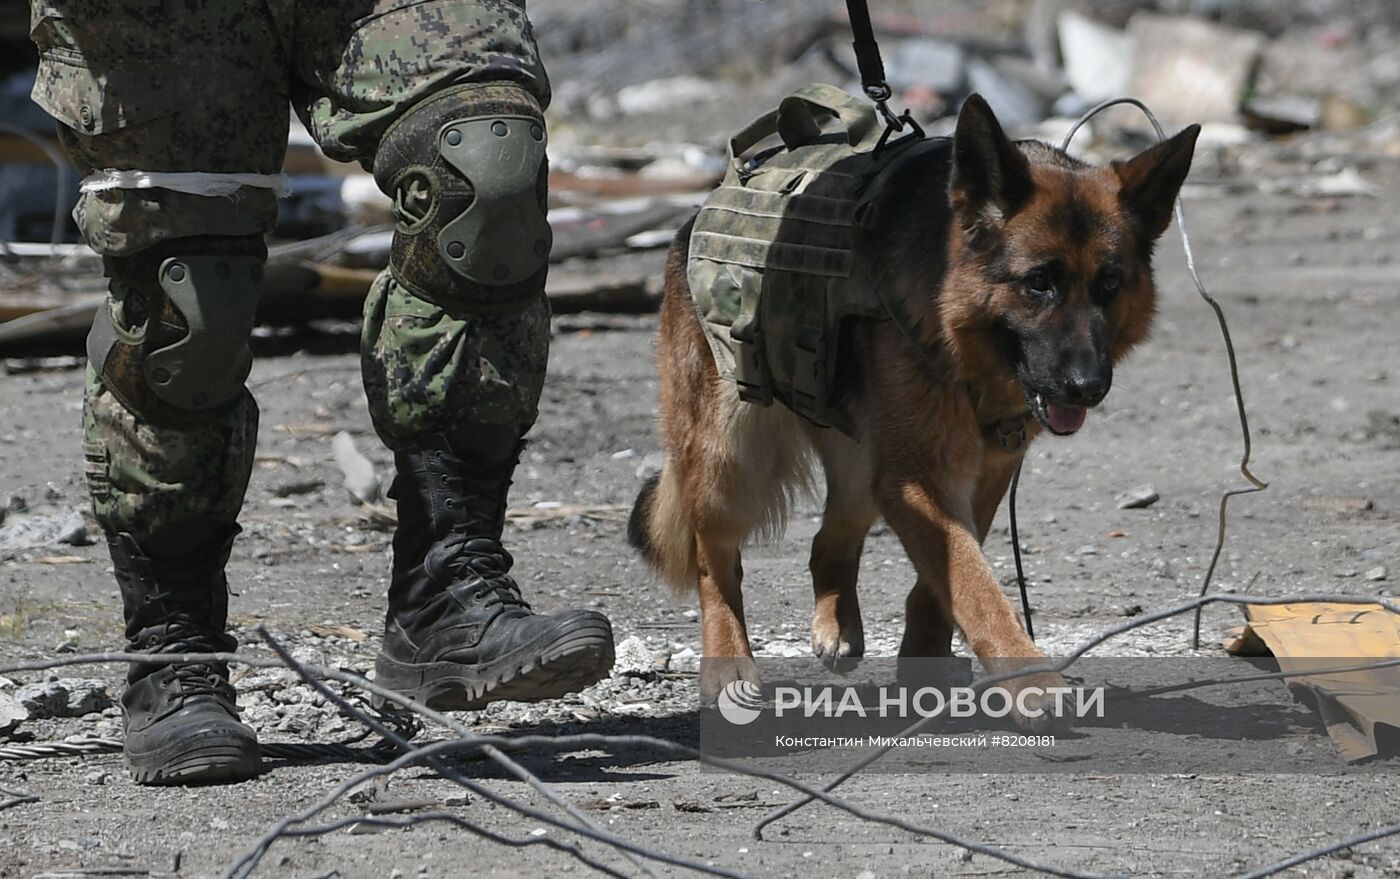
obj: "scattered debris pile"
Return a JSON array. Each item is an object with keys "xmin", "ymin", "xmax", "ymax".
[{"xmin": 0, "ymin": 627, "xmax": 705, "ymax": 757}]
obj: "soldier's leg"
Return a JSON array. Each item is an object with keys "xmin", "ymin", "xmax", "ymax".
[
  {"xmin": 295, "ymin": 1, "xmax": 613, "ymax": 709},
  {"xmin": 29, "ymin": 1, "xmax": 289, "ymax": 783}
]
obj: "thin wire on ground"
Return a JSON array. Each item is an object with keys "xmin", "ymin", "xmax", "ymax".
[
  {"xmin": 4, "ymin": 591, "xmax": 1397, "ymax": 879},
  {"xmin": 752, "ymin": 592, "xmax": 1399, "ymax": 841},
  {"xmin": 1059, "ymin": 96, "xmax": 1269, "ymax": 651}
]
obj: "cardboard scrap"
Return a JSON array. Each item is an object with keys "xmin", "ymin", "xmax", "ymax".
[
  {"xmin": 1232, "ymin": 603, "xmax": 1400, "ymax": 762},
  {"xmin": 1220, "ymin": 624, "xmax": 1269, "ymax": 657}
]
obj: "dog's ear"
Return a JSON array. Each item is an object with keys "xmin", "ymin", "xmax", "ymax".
[
  {"xmin": 950, "ymin": 94, "xmax": 1034, "ymax": 245},
  {"xmin": 1114, "ymin": 124, "xmax": 1201, "ymax": 239}
]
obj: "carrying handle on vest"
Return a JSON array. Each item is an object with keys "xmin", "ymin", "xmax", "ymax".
[{"xmin": 728, "ymin": 84, "xmax": 881, "ymax": 168}]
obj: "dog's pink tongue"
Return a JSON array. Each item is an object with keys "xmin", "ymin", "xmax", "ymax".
[{"xmin": 1046, "ymin": 403, "xmax": 1087, "ymax": 435}]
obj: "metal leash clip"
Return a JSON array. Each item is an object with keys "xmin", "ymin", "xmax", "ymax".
[
  {"xmin": 867, "ymin": 85, "xmax": 925, "ymax": 153},
  {"xmin": 847, "ymin": 1, "xmax": 925, "ymax": 152}
]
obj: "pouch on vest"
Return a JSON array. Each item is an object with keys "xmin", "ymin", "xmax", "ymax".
[{"xmin": 687, "ymin": 83, "xmax": 913, "ymax": 436}]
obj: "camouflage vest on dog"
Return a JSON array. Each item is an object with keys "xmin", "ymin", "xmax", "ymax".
[{"xmin": 687, "ymin": 84, "xmax": 936, "ymax": 437}]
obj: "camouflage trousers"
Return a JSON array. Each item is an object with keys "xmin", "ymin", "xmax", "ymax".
[{"xmin": 28, "ymin": 0, "xmax": 552, "ymax": 551}]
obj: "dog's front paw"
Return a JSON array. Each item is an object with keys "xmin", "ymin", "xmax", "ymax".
[
  {"xmin": 1005, "ymin": 670, "xmax": 1074, "ymax": 734},
  {"xmin": 698, "ymin": 656, "xmax": 762, "ymax": 705}
]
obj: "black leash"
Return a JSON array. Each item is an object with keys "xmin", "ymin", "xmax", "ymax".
[
  {"xmin": 843, "ymin": 0, "xmax": 922, "ymax": 142},
  {"xmin": 1008, "ymin": 461, "xmax": 1034, "ymax": 640},
  {"xmin": 843, "ymin": 0, "xmax": 1025, "ymax": 633}
]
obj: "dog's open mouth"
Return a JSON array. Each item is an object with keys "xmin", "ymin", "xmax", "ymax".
[{"xmin": 1028, "ymin": 393, "xmax": 1088, "ymax": 436}]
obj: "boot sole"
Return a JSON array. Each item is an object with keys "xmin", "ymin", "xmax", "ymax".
[
  {"xmin": 374, "ymin": 617, "xmax": 615, "ymax": 711},
  {"xmin": 127, "ymin": 732, "xmax": 262, "ymax": 786}
]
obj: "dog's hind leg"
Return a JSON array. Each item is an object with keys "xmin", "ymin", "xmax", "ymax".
[
  {"xmin": 695, "ymin": 526, "xmax": 759, "ymax": 702},
  {"xmin": 688, "ymin": 399, "xmax": 809, "ymax": 701},
  {"xmin": 641, "ymin": 225, "xmax": 810, "ymax": 701},
  {"xmin": 808, "ymin": 429, "xmax": 877, "ymax": 668}
]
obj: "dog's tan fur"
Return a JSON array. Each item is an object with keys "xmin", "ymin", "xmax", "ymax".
[{"xmin": 629, "ymin": 95, "xmax": 1199, "ymax": 729}]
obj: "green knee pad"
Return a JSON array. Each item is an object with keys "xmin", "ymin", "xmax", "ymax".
[
  {"xmin": 373, "ymin": 82, "xmax": 551, "ymax": 313},
  {"xmin": 87, "ymin": 238, "xmax": 264, "ymax": 427}
]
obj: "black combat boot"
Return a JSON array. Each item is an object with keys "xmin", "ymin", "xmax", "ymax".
[
  {"xmin": 112, "ymin": 531, "xmax": 261, "ymax": 785},
  {"xmin": 376, "ymin": 426, "xmax": 614, "ymax": 709}
]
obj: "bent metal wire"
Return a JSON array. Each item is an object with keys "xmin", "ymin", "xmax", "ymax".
[
  {"xmin": 1000, "ymin": 97, "xmax": 1269, "ymax": 646},
  {"xmin": 3, "ymin": 596, "xmax": 1398, "ymax": 879}
]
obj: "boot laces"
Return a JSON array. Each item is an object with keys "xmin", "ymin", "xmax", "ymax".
[
  {"xmin": 137, "ymin": 610, "xmax": 232, "ymax": 700},
  {"xmin": 440, "ymin": 534, "xmax": 531, "ymax": 611},
  {"xmin": 168, "ymin": 662, "xmax": 229, "ymax": 700}
]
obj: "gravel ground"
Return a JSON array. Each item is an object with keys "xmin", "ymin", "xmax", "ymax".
[{"xmin": 1, "ymin": 127, "xmax": 1399, "ymax": 878}]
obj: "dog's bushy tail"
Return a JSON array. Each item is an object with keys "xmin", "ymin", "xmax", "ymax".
[{"xmin": 627, "ymin": 463, "xmax": 697, "ymax": 592}]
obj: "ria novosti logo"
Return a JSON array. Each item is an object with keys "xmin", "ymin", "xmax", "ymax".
[
  {"xmin": 716, "ymin": 680, "xmax": 765, "ymax": 725},
  {"xmin": 715, "ymin": 682, "xmax": 1105, "ymax": 725}
]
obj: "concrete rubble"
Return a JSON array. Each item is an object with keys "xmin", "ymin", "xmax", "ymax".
[
  {"xmin": 0, "ymin": 510, "xmax": 91, "ymax": 559},
  {"xmin": 1116, "ymin": 485, "xmax": 1161, "ymax": 510},
  {"xmin": 1127, "ymin": 13, "xmax": 1267, "ymax": 126},
  {"xmin": 0, "ymin": 690, "xmax": 26, "ymax": 734},
  {"xmin": 14, "ymin": 678, "xmax": 112, "ymax": 720}
]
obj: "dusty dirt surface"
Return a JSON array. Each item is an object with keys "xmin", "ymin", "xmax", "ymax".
[{"xmin": 2, "ymin": 133, "xmax": 1399, "ymax": 877}]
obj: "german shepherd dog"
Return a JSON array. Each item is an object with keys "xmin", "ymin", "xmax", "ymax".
[{"xmin": 629, "ymin": 94, "xmax": 1199, "ymax": 730}]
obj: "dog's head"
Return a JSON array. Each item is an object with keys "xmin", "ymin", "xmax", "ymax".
[{"xmin": 941, "ymin": 94, "xmax": 1199, "ymax": 436}]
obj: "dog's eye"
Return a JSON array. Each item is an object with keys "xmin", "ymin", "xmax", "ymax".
[{"xmin": 1024, "ymin": 273, "xmax": 1055, "ymax": 299}]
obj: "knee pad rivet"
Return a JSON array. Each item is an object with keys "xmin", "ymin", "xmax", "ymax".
[
  {"xmin": 168, "ymin": 264, "xmax": 187, "ymax": 283},
  {"xmin": 491, "ymin": 121, "xmax": 508, "ymax": 137},
  {"xmin": 152, "ymin": 367, "xmax": 171, "ymax": 384},
  {"xmin": 447, "ymin": 241, "xmax": 466, "ymax": 259},
  {"xmin": 531, "ymin": 125, "xmax": 543, "ymax": 141},
  {"xmin": 445, "ymin": 128, "xmax": 462, "ymax": 146}
]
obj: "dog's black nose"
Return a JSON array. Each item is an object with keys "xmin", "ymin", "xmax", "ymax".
[{"xmin": 1063, "ymin": 361, "xmax": 1111, "ymax": 406}]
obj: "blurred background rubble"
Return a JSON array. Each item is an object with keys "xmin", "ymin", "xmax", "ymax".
[{"xmin": 2, "ymin": 0, "xmax": 1398, "ymax": 357}]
